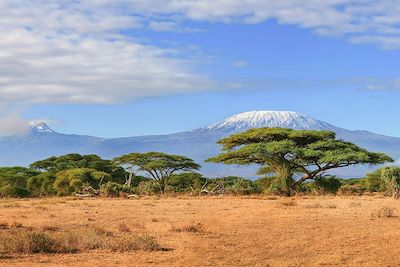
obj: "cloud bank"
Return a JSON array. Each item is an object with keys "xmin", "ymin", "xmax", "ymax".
[
  {"xmin": 1, "ymin": 0, "xmax": 399, "ymax": 106},
  {"xmin": 0, "ymin": 0, "xmax": 398, "ymax": 135}
]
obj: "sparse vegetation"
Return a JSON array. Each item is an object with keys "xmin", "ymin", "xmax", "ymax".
[
  {"xmin": 280, "ymin": 200, "xmax": 297, "ymax": 206},
  {"xmin": 172, "ymin": 223, "xmax": 205, "ymax": 233},
  {"xmin": 371, "ymin": 207, "xmax": 396, "ymax": 218},
  {"xmin": 0, "ymin": 225, "xmax": 163, "ymax": 254}
]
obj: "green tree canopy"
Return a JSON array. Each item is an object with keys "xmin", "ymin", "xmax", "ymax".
[
  {"xmin": 207, "ymin": 128, "xmax": 393, "ymax": 195},
  {"xmin": 54, "ymin": 168, "xmax": 112, "ymax": 196},
  {"xmin": 30, "ymin": 154, "xmax": 126, "ymax": 183},
  {"xmin": 27, "ymin": 172, "xmax": 57, "ymax": 196},
  {"xmin": 0, "ymin": 167, "xmax": 39, "ymax": 189},
  {"xmin": 113, "ymin": 152, "xmax": 201, "ymax": 193}
]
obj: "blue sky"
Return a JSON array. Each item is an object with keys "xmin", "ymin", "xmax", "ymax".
[{"xmin": 1, "ymin": 1, "xmax": 400, "ymax": 137}]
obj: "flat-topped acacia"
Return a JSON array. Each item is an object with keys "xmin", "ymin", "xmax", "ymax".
[{"xmin": 207, "ymin": 128, "xmax": 393, "ymax": 195}]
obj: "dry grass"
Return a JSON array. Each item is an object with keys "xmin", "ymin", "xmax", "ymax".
[
  {"xmin": 349, "ymin": 201, "xmax": 362, "ymax": 207},
  {"xmin": 172, "ymin": 222, "xmax": 204, "ymax": 233},
  {"xmin": 117, "ymin": 223, "xmax": 131, "ymax": 233},
  {"xmin": 305, "ymin": 202, "xmax": 323, "ymax": 209},
  {"xmin": 0, "ymin": 225, "xmax": 163, "ymax": 254},
  {"xmin": 279, "ymin": 200, "xmax": 297, "ymax": 206},
  {"xmin": 1, "ymin": 196, "xmax": 400, "ymax": 266},
  {"xmin": 326, "ymin": 203, "xmax": 337, "ymax": 209},
  {"xmin": 371, "ymin": 206, "xmax": 396, "ymax": 218},
  {"xmin": 305, "ymin": 202, "xmax": 337, "ymax": 209}
]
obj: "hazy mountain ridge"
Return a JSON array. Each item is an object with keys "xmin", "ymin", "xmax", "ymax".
[{"xmin": 0, "ymin": 111, "xmax": 399, "ymax": 178}]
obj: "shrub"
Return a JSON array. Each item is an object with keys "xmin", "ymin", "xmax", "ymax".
[
  {"xmin": 0, "ymin": 227, "xmax": 164, "ymax": 254},
  {"xmin": 314, "ymin": 176, "xmax": 342, "ymax": 194},
  {"xmin": 169, "ymin": 173, "xmax": 206, "ymax": 192},
  {"xmin": 280, "ymin": 200, "xmax": 297, "ymax": 207},
  {"xmin": 136, "ymin": 180, "xmax": 161, "ymax": 195},
  {"xmin": 255, "ymin": 176, "xmax": 276, "ymax": 193},
  {"xmin": 54, "ymin": 168, "xmax": 112, "ymax": 196},
  {"xmin": 0, "ymin": 185, "xmax": 31, "ymax": 198},
  {"xmin": 371, "ymin": 207, "xmax": 396, "ymax": 218},
  {"xmin": 365, "ymin": 169, "xmax": 385, "ymax": 192},
  {"xmin": 0, "ymin": 167, "xmax": 39, "ymax": 189},
  {"xmin": 172, "ymin": 223, "xmax": 204, "ymax": 233},
  {"xmin": 117, "ymin": 223, "xmax": 131, "ymax": 233},
  {"xmin": 27, "ymin": 172, "xmax": 57, "ymax": 196},
  {"xmin": 0, "ymin": 230, "xmax": 55, "ymax": 254},
  {"xmin": 225, "ymin": 178, "xmax": 260, "ymax": 195},
  {"xmin": 338, "ymin": 184, "xmax": 365, "ymax": 196},
  {"xmin": 100, "ymin": 182, "xmax": 132, "ymax": 197},
  {"xmin": 109, "ymin": 235, "xmax": 162, "ymax": 252},
  {"xmin": 255, "ymin": 176, "xmax": 292, "ymax": 196}
]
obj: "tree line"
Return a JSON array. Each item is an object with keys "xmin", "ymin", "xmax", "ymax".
[{"xmin": 0, "ymin": 127, "xmax": 399, "ymax": 198}]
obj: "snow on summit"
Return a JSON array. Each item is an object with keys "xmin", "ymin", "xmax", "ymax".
[
  {"xmin": 206, "ymin": 111, "xmax": 336, "ymax": 131},
  {"xmin": 29, "ymin": 121, "xmax": 55, "ymax": 133}
]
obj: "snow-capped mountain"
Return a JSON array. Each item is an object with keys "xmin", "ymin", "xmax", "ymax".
[
  {"xmin": 0, "ymin": 111, "xmax": 399, "ymax": 178},
  {"xmin": 29, "ymin": 121, "xmax": 55, "ymax": 133},
  {"xmin": 205, "ymin": 111, "xmax": 336, "ymax": 131}
]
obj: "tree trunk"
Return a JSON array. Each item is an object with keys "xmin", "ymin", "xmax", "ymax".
[
  {"xmin": 392, "ymin": 181, "xmax": 399, "ymax": 199},
  {"xmin": 125, "ymin": 172, "xmax": 133, "ymax": 187},
  {"xmin": 275, "ymin": 164, "xmax": 294, "ymax": 196}
]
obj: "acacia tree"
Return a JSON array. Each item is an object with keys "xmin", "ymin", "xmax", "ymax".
[
  {"xmin": 113, "ymin": 152, "xmax": 201, "ymax": 193},
  {"xmin": 30, "ymin": 154, "xmax": 126, "ymax": 183},
  {"xmin": 207, "ymin": 128, "xmax": 393, "ymax": 196}
]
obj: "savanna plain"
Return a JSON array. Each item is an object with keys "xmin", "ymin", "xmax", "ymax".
[{"xmin": 1, "ymin": 196, "xmax": 400, "ymax": 267}]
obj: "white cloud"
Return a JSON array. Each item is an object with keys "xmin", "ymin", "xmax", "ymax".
[
  {"xmin": 122, "ymin": 0, "xmax": 400, "ymax": 48},
  {"xmin": 0, "ymin": 0, "xmax": 217, "ymax": 105},
  {"xmin": 363, "ymin": 79, "xmax": 400, "ymax": 91},
  {"xmin": 1, "ymin": 0, "xmax": 400, "ymax": 107},
  {"xmin": 0, "ymin": 114, "xmax": 29, "ymax": 136}
]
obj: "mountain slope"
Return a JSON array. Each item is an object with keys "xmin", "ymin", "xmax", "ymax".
[{"xmin": 0, "ymin": 111, "xmax": 398, "ymax": 178}]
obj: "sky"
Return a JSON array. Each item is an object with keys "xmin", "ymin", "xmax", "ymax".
[{"xmin": 1, "ymin": 0, "xmax": 400, "ymax": 137}]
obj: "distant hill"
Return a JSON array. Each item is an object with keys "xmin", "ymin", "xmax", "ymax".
[{"xmin": 0, "ymin": 111, "xmax": 398, "ymax": 178}]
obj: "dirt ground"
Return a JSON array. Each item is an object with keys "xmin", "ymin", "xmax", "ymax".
[{"xmin": 1, "ymin": 195, "xmax": 400, "ymax": 267}]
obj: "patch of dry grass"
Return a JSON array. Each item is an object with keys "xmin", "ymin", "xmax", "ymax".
[
  {"xmin": 2, "ymin": 203, "xmax": 22, "ymax": 208},
  {"xmin": 117, "ymin": 223, "xmax": 131, "ymax": 233},
  {"xmin": 349, "ymin": 201, "xmax": 362, "ymax": 207},
  {"xmin": 172, "ymin": 222, "xmax": 205, "ymax": 233},
  {"xmin": 279, "ymin": 200, "xmax": 297, "ymax": 207},
  {"xmin": 371, "ymin": 207, "xmax": 396, "ymax": 218},
  {"xmin": 326, "ymin": 203, "xmax": 337, "ymax": 209},
  {"xmin": 305, "ymin": 202, "xmax": 337, "ymax": 209},
  {"xmin": 0, "ymin": 225, "xmax": 163, "ymax": 254}
]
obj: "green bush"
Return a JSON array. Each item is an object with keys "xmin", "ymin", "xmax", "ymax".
[
  {"xmin": 338, "ymin": 184, "xmax": 366, "ymax": 196},
  {"xmin": 255, "ymin": 176, "xmax": 276, "ymax": 193},
  {"xmin": 100, "ymin": 182, "xmax": 133, "ymax": 197},
  {"xmin": 54, "ymin": 168, "xmax": 112, "ymax": 196},
  {"xmin": 314, "ymin": 176, "xmax": 342, "ymax": 194},
  {"xmin": 225, "ymin": 178, "xmax": 259, "ymax": 195},
  {"xmin": 27, "ymin": 172, "xmax": 57, "ymax": 196},
  {"xmin": 0, "ymin": 167, "xmax": 39, "ymax": 189},
  {"xmin": 169, "ymin": 173, "xmax": 206, "ymax": 192},
  {"xmin": 254, "ymin": 176, "xmax": 291, "ymax": 195},
  {"xmin": 0, "ymin": 185, "xmax": 31, "ymax": 198},
  {"xmin": 136, "ymin": 180, "xmax": 161, "ymax": 195}
]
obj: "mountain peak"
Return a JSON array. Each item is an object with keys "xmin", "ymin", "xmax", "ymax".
[
  {"xmin": 206, "ymin": 111, "xmax": 337, "ymax": 131},
  {"xmin": 29, "ymin": 121, "xmax": 55, "ymax": 133}
]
